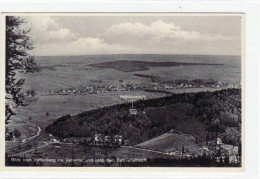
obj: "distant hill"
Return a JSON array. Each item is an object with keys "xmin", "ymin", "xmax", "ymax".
[{"xmin": 88, "ymin": 60, "xmax": 223, "ymax": 72}]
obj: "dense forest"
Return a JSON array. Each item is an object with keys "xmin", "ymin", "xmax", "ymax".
[
  {"xmin": 46, "ymin": 88, "xmax": 241, "ymax": 145},
  {"xmin": 88, "ymin": 60, "xmax": 222, "ymax": 72}
]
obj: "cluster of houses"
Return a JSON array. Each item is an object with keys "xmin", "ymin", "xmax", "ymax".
[
  {"xmin": 165, "ymin": 133, "xmax": 241, "ymax": 164},
  {"xmin": 40, "ymin": 83, "xmax": 143, "ymax": 96},
  {"xmin": 94, "ymin": 134, "xmax": 124, "ymax": 145},
  {"xmin": 59, "ymin": 134, "xmax": 126, "ymax": 146},
  {"xmin": 215, "ymin": 137, "xmax": 240, "ymax": 164},
  {"xmin": 40, "ymin": 79, "xmax": 240, "ymax": 97}
]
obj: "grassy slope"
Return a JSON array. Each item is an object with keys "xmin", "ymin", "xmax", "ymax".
[{"xmin": 136, "ymin": 133, "xmax": 199, "ymax": 152}]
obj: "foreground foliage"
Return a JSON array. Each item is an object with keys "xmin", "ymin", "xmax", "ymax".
[{"xmin": 5, "ymin": 16, "xmax": 40, "ymax": 123}]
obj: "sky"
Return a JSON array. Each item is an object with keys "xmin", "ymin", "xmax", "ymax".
[{"xmin": 21, "ymin": 15, "xmax": 242, "ymax": 56}]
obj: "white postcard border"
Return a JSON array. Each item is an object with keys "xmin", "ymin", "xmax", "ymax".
[{"xmin": 0, "ymin": 1, "xmax": 259, "ymax": 179}]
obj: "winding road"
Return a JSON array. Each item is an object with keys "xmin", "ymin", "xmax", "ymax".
[
  {"xmin": 21, "ymin": 120, "xmax": 42, "ymax": 142},
  {"xmin": 6, "ymin": 116, "xmax": 43, "ymax": 153}
]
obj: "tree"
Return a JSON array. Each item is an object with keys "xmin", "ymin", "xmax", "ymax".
[
  {"xmin": 13, "ymin": 128, "xmax": 21, "ymax": 138},
  {"xmin": 181, "ymin": 145, "xmax": 185, "ymax": 155},
  {"xmin": 5, "ymin": 16, "xmax": 40, "ymax": 124}
]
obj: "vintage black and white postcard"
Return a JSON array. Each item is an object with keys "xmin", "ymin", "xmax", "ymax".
[{"xmin": 3, "ymin": 13, "xmax": 244, "ymax": 171}]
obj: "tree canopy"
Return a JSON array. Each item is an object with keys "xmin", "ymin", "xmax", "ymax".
[{"xmin": 5, "ymin": 16, "xmax": 40, "ymax": 123}]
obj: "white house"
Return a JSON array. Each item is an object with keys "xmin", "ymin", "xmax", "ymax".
[
  {"xmin": 129, "ymin": 108, "xmax": 138, "ymax": 115},
  {"xmin": 114, "ymin": 135, "xmax": 123, "ymax": 145},
  {"xmin": 217, "ymin": 137, "xmax": 222, "ymax": 145}
]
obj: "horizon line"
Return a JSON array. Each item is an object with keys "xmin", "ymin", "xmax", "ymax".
[{"xmin": 34, "ymin": 53, "xmax": 241, "ymax": 58}]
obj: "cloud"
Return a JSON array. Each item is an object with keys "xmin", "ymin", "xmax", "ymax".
[
  {"xmin": 23, "ymin": 16, "xmax": 78, "ymax": 44},
  {"xmin": 21, "ymin": 17, "xmax": 240, "ymax": 56},
  {"xmin": 22, "ymin": 16, "xmax": 128, "ymax": 55},
  {"xmin": 32, "ymin": 37, "xmax": 128, "ymax": 56},
  {"xmin": 104, "ymin": 20, "xmax": 240, "ymax": 55},
  {"xmin": 106, "ymin": 20, "xmax": 237, "ymax": 44}
]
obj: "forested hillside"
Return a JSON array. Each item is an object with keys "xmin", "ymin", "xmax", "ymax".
[
  {"xmin": 88, "ymin": 60, "xmax": 222, "ymax": 72},
  {"xmin": 46, "ymin": 88, "xmax": 241, "ymax": 145}
]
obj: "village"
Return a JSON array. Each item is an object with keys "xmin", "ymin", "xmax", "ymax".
[{"xmin": 38, "ymin": 79, "xmax": 240, "ymax": 97}]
